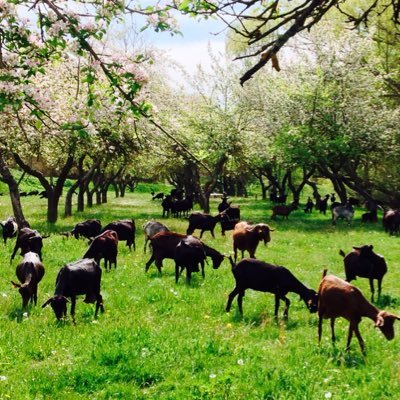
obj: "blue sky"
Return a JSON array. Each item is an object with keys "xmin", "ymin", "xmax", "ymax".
[{"xmin": 141, "ymin": 13, "xmax": 227, "ymax": 75}]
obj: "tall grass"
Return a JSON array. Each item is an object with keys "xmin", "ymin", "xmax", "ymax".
[{"xmin": 0, "ymin": 191, "xmax": 399, "ymax": 399}]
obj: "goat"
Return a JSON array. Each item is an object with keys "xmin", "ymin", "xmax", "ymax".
[
  {"xmin": 42, "ymin": 258, "xmax": 104, "ymax": 321},
  {"xmin": 161, "ymin": 195, "xmax": 174, "ymax": 217},
  {"xmin": 152, "ymin": 192, "xmax": 164, "ymax": 200},
  {"xmin": 318, "ymin": 271, "xmax": 399, "ymax": 353},
  {"xmin": 174, "ymin": 236, "xmax": 207, "ymax": 284},
  {"xmin": 340, "ymin": 245, "xmax": 387, "ymax": 301},
  {"xmin": 220, "ymin": 206, "xmax": 240, "ymax": 236},
  {"xmin": 11, "ymin": 252, "xmax": 45, "ymax": 309},
  {"xmin": 83, "ymin": 230, "xmax": 118, "ymax": 271},
  {"xmin": 217, "ymin": 197, "xmax": 230, "ymax": 213},
  {"xmin": 0, "ymin": 216, "xmax": 18, "ymax": 244},
  {"xmin": 11, "ymin": 228, "xmax": 43, "ymax": 261},
  {"xmin": 332, "ymin": 203, "xmax": 354, "ymax": 226},
  {"xmin": 186, "ymin": 212, "xmax": 222, "ymax": 238},
  {"xmin": 361, "ymin": 210, "xmax": 378, "ymax": 223},
  {"xmin": 101, "ymin": 219, "xmax": 135, "ymax": 251},
  {"xmin": 232, "ymin": 221, "xmax": 274, "ymax": 262},
  {"xmin": 145, "ymin": 231, "xmax": 224, "ymax": 274},
  {"xmin": 318, "ymin": 194, "xmax": 330, "ymax": 215},
  {"xmin": 271, "ymin": 202, "xmax": 298, "ymax": 220},
  {"xmin": 143, "ymin": 221, "xmax": 169, "ymax": 253},
  {"xmin": 226, "ymin": 257, "xmax": 318, "ymax": 318},
  {"xmin": 71, "ymin": 219, "xmax": 102, "ymax": 240},
  {"xmin": 303, "ymin": 197, "xmax": 314, "ymax": 213},
  {"xmin": 382, "ymin": 209, "xmax": 400, "ymax": 235}
]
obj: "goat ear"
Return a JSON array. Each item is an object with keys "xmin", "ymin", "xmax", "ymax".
[
  {"xmin": 11, "ymin": 280, "xmax": 20, "ymax": 288},
  {"xmin": 375, "ymin": 315, "xmax": 385, "ymax": 327},
  {"xmin": 369, "ymin": 245, "xmax": 374, "ymax": 250},
  {"xmin": 42, "ymin": 298, "xmax": 53, "ymax": 308}
]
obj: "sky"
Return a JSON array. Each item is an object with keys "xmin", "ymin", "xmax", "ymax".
[{"xmin": 141, "ymin": 13, "xmax": 228, "ymax": 77}]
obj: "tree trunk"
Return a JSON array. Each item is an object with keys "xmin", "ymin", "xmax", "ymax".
[
  {"xmin": 96, "ymin": 190, "xmax": 102, "ymax": 205},
  {"xmin": 119, "ymin": 183, "xmax": 126, "ymax": 197},
  {"xmin": 0, "ymin": 152, "xmax": 29, "ymax": 228},
  {"xmin": 47, "ymin": 193, "xmax": 59, "ymax": 224},
  {"xmin": 113, "ymin": 183, "xmax": 120, "ymax": 198},
  {"xmin": 86, "ymin": 189, "xmax": 94, "ymax": 207},
  {"xmin": 65, "ymin": 184, "xmax": 78, "ymax": 217}
]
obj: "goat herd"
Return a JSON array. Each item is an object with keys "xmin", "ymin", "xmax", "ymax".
[{"xmin": 1, "ymin": 190, "xmax": 400, "ymax": 356}]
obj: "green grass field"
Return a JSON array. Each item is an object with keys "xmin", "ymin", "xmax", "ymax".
[{"xmin": 0, "ymin": 191, "xmax": 399, "ymax": 399}]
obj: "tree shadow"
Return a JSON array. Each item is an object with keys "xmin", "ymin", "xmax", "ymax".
[{"xmin": 375, "ymin": 294, "xmax": 400, "ymax": 308}]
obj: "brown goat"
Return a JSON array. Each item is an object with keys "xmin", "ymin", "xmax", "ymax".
[
  {"xmin": 83, "ymin": 230, "xmax": 118, "ymax": 271},
  {"xmin": 318, "ymin": 270, "xmax": 400, "ymax": 353},
  {"xmin": 232, "ymin": 222, "xmax": 274, "ymax": 262},
  {"xmin": 271, "ymin": 202, "xmax": 298, "ymax": 220}
]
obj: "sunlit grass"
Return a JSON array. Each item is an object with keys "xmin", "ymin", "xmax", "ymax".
[{"xmin": 0, "ymin": 189, "xmax": 399, "ymax": 399}]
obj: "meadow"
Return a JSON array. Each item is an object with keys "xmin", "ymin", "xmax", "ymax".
[{"xmin": 0, "ymin": 187, "xmax": 399, "ymax": 399}]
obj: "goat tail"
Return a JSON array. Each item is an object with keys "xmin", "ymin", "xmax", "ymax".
[
  {"xmin": 339, "ymin": 249, "xmax": 346, "ymax": 258},
  {"xmin": 322, "ymin": 268, "xmax": 328, "ymax": 279}
]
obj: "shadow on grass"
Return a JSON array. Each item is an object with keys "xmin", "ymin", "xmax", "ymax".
[
  {"xmin": 317, "ymin": 344, "xmax": 366, "ymax": 368},
  {"xmin": 375, "ymin": 294, "xmax": 400, "ymax": 308}
]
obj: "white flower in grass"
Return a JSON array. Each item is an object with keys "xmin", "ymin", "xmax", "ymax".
[
  {"xmin": 325, "ymin": 392, "xmax": 332, "ymax": 399},
  {"xmin": 22, "ymin": 312, "xmax": 28, "ymax": 318},
  {"xmin": 237, "ymin": 359, "xmax": 244, "ymax": 365},
  {"xmin": 0, "ymin": 376, "xmax": 7, "ymax": 381},
  {"xmin": 209, "ymin": 373, "xmax": 216, "ymax": 379}
]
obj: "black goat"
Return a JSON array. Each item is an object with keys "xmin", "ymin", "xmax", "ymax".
[
  {"xmin": 187, "ymin": 212, "xmax": 222, "ymax": 238},
  {"xmin": 11, "ymin": 252, "xmax": 45, "ymax": 309},
  {"xmin": 340, "ymin": 245, "xmax": 387, "ymax": 301},
  {"xmin": 11, "ymin": 228, "xmax": 43, "ymax": 261},
  {"xmin": 174, "ymin": 236, "xmax": 207, "ymax": 284},
  {"xmin": 42, "ymin": 258, "xmax": 104, "ymax": 321},
  {"xmin": 226, "ymin": 257, "xmax": 318, "ymax": 318},
  {"xmin": 71, "ymin": 219, "xmax": 102, "ymax": 240},
  {"xmin": 101, "ymin": 219, "xmax": 135, "ymax": 251}
]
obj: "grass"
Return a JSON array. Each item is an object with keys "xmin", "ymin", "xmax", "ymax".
[{"xmin": 0, "ymin": 190, "xmax": 399, "ymax": 399}]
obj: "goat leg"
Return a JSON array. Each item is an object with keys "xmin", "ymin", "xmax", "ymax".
[
  {"xmin": 330, "ymin": 318, "xmax": 336, "ymax": 343},
  {"xmin": 226, "ymin": 287, "xmax": 239, "ymax": 312}
]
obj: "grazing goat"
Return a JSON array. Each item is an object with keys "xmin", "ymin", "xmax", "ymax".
[
  {"xmin": 226, "ymin": 257, "xmax": 318, "ymax": 318},
  {"xmin": 318, "ymin": 271, "xmax": 399, "ymax": 353},
  {"xmin": 143, "ymin": 221, "xmax": 169, "ymax": 253},
  {"xmin": 152, "ymin": 192, "xmax": 164, "ymax": 200},
  {"xmin": 11, "ymin": 252, "xmax": 45, "ymax": 309},
  {"xmin": 174, "ymin": 236, "xmax": 207, "ymax": 284},
  {"xmin": 232, "ymin": 222, "xmax": 274, "ymax": 262},
  {"xmin": 332, "ymin": 204, "xmax": 354, "ymax": 226},
  {"xmin": 71, "ymin": 219, "xmax": 102, "ymax": 240},
  {"xmin": 11, "ymin": 228, "xmax": 43, "ymax": 261},
  {"xmin": 382, "ymin": 209, "xmax": 400, "ymax": 235},
  {"xmin": 187, "ymin": 212, "xmax": 222, "ymax": 238},
  {"xmin": 83, "ymin": 230, "xmax": 118, "ymax": 271},
  {"xmin": 101, "ymin": 219, "xmax": 136, "ymax": 251},
  {"xmin": 0, "ymin": 216, "xmax": 18, "ymax": 244},
  {"xmin": 361, "ymin": 210, "xmax": 378, "ymax": 223},
  {"xmin": 340, "ymin": 245, "xmax": 387, "ymax": 301},
  {"xmin": 145, "ymin": 231, "xmax": 224, "ymax": 273},
  {"xmin": 271, "ymin": 202, "xmax": 298, "ymax": 220},
  {"xmin": 42, "ymin": 258, "xmax": 104, "ymax": 321}
]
